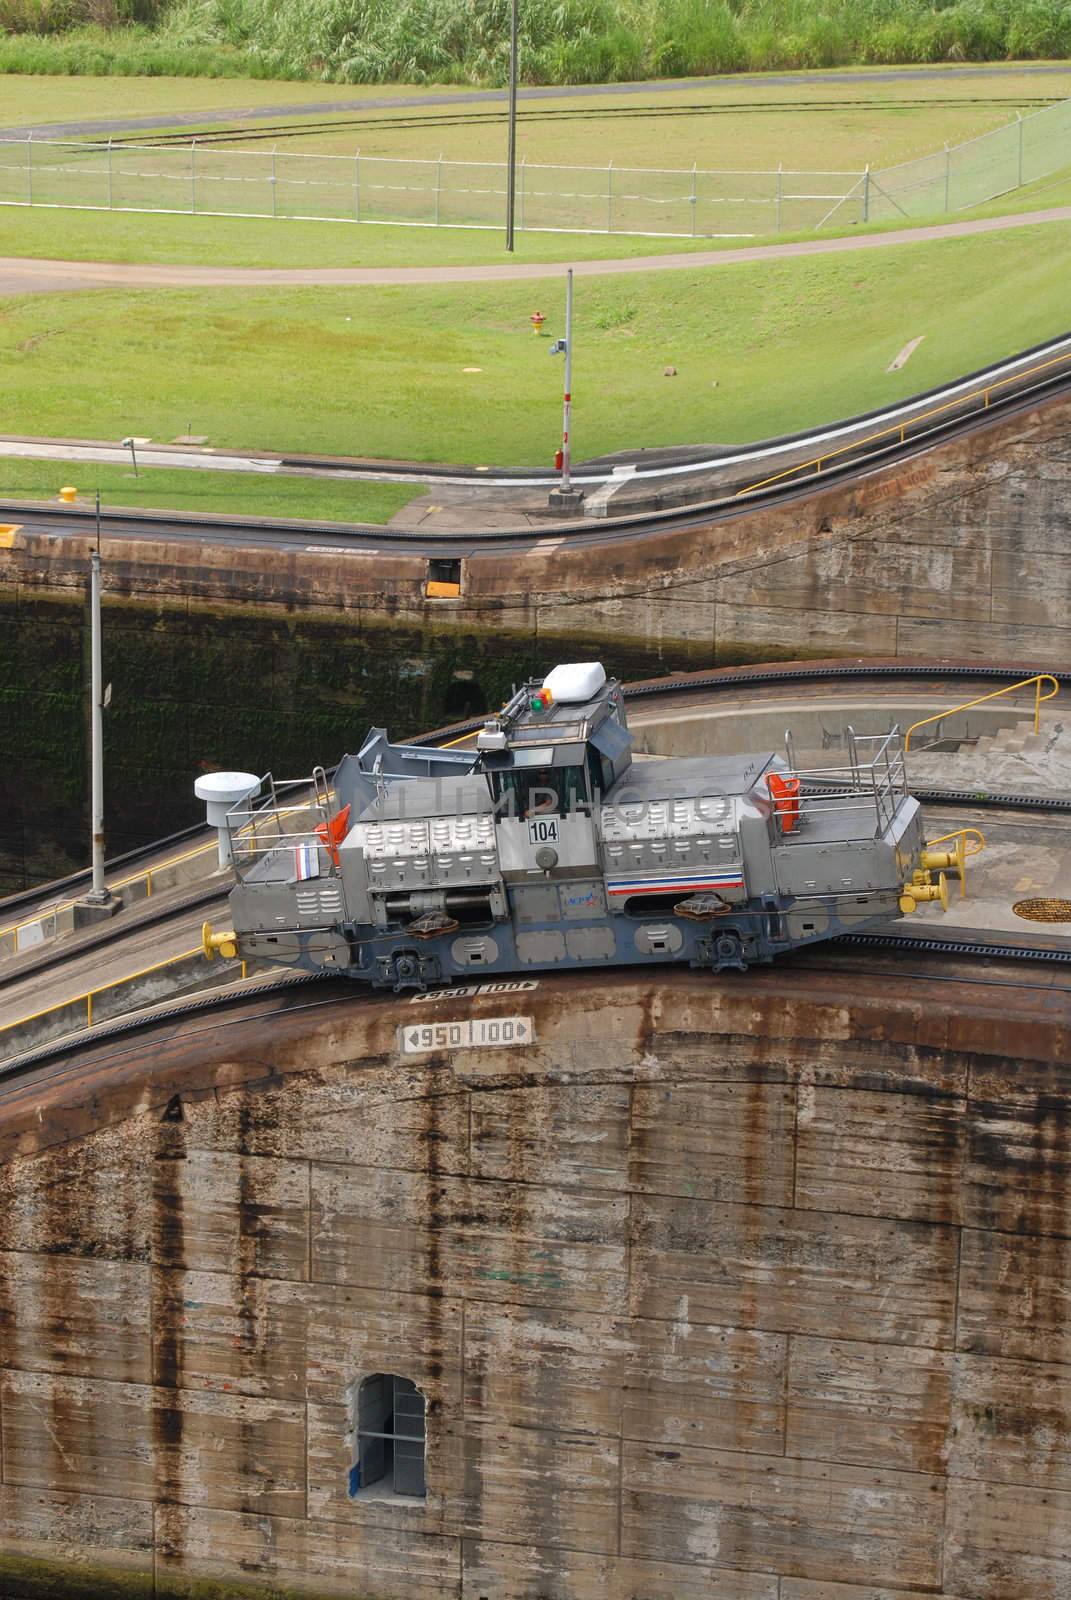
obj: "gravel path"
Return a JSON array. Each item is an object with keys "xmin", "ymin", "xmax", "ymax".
[{"xmin": 3, "ymin": 206, "xmax": 1069, "ymax": 296}]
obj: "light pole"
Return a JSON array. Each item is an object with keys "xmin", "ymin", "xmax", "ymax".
[
  {"xmin": 548, "ymin": 268, "xmax": 583, "ymax": 511},
  {"xmin": 121, "ymin": 435, "xmax": 139, "ymax": 477},
  {"xmin": 505, "ymin": 0, "xmax": 518, "ymax": 251},
  {"xmin": 80, "ymin": 493, "xmax": 117, "ymax": 918}
]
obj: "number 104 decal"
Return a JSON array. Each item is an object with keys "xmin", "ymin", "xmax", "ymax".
[{"xmin": 527, "ymin": 817, "xmax": 560, "ymax": 845}]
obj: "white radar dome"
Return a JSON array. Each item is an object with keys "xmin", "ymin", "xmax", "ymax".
[
  {"xmin": 542, "ymin": 662, "xmax": 606, "ymax": 703},
  {"xmin": 194, "ymin": 771, "xmax": 260, "ymax": 824}
]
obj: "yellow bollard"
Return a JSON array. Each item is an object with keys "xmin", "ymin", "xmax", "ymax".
[
  {"xmin": 202, "ymin": 921, "xmax": 238, "ymax": 961},
  {"xmin": 59, "ymin": 486, "xmax": 78, "ymax": 504}
]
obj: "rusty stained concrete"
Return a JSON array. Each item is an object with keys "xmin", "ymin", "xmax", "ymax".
[
  {"xmin": 5, "ymin": 386, "xmax": 1071, "ymax": 669},
  {"xmin": 0, "ymin": 958, "xmax": 1068, "ymax": 1599}
]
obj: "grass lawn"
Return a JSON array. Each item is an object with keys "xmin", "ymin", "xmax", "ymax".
[
  {"xmin": 0, "ymin": 74, "xmax": 446, "ymax": 127},
  {"xmin": 2, "ymin": 221, "xmax": 1068, "ymax": 469},
  {"xmin": 0, "ymin": 458, "xmax": 420, "ymax": 523}
]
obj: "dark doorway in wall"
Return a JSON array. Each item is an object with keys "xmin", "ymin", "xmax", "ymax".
[
  {"xmin": 443, "ymin": 676, "xmax": 488, "ymax": 719},
  {"xmin": 350, "ymin": 1374, "xmax": 426, "ymax": 1499}
]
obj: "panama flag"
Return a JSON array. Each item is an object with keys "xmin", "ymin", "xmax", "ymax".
[{"xmin": 294, "ymin": 842, "xmax": 320, "ymax": 881}]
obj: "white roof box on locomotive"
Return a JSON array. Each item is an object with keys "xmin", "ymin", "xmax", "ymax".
[{"xmin": 542, "ymin": 662, "xmax": 606, "ymax": 703}]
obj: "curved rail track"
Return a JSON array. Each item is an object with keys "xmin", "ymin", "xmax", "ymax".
[
  {"xmin": 2, "ymin": 929, "xmax": 1067, "ymax": 1091},
  {"xmin": 96, "ymin": 94, "xmax": 1063, "ymax": 149}
]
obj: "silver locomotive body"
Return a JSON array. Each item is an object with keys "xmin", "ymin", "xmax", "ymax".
[{"xmin": 222, "ymin": 663, "xmax": 935, "ymax": 988}]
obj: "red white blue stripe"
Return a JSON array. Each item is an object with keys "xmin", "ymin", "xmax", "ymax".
[
  {"xmin": 607, "ymin": 870, "xmax": 743, "ymax": 897},
  {"xmin": 294, "ymin": 843, "xmax": 320, "ymax": 881}
]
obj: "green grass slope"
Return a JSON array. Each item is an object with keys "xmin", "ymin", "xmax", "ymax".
[{"xmin": 1, "ymin": 221, "xmax": 1067, "ymax": 473}]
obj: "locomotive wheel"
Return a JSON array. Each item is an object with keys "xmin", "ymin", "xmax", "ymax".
[{"xmin": 713, "ymin": 932, "xmax": 748, "ymax": 974}]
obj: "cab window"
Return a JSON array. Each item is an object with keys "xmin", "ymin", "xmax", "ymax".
[{"xmin": 491, "ymin": 765, "xmax": 586, "ymax": 816}]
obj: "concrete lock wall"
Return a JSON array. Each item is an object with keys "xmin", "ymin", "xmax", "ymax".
[{"xmin": 0, "ymin": 964, "xmax": 1067, "ymax": 1599}]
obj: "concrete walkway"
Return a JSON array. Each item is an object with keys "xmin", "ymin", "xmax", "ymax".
[{"xmin": 4, "ymin": 206, "xmax": 1071, "ymax": 298}]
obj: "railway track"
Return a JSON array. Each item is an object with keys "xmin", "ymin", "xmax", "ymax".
[
  {"xmin": 1, "ymin": 929, "xmax": 1066, "ymax": 1090},
  {"xmin": 92, "ymin": 95, "xmax": 1062, "ymax": 148}
]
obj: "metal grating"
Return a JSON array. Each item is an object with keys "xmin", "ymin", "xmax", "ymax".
[{"xmin": 1013, "ymin": 897, "xmax": 1071, "ymax": 924}]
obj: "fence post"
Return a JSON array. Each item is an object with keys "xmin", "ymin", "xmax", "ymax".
[
  {"xmin": 944, "ymin": 143, "xmax": 951, "ymax": 212},
  {"xmin": 776, "ymin": 162, "xmax": 783, "ymax": 233},
  {"xmin": 107, "ymin": 137, "xmax": 113, "ymax": 209},
  {"xmin": 606, "ymin": 160, "xmax": 613, "ymax": 233},
  {"xmin": 271, "ymin": 142, "xmax": 277, "ymax": 218},
  {"xmin": 519, "ymin": 154, "xmax": 526, "ymax": 232},
  {"xmin": 436, "ymin": 153, "xmax": 442, "ymax": 226},
  {"xmin": 862, "ymin": 164, "xmax": 870, "ymax": 223},
  {"xmin": 354, "ymin": 149, "xmax": 360, "ymax": 222},
  {"xmin": 690, "ymin": 162, "xmax": 697, "ymax": 237},
  {"xmin": 1017, "ymin": 111, "xmax": 1024, "ymax": 188},
  {"xmin": 25, "ymin": 132, "xmax": 32, "ymax": 206},
  {"xmin": 191, "ymin": 140, "xmax": 197, "ymax": 214}
]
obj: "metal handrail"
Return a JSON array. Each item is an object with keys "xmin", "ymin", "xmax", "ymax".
[
  {"xmin": 735, "ymin": 348, "xmax": 1071, "ymax": 499},
  {"xmin": 0, "ymin": 943, "xmax": 246, "ymax": 1047},
  {"xmin": 903, "ymin": 675, "xmax": 1059, "ymax": 751}
]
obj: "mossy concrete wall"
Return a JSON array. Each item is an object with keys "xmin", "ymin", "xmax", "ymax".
[{"xmin": 0, "ymin": 962, "xmax": 1067, "ymax": 1598}]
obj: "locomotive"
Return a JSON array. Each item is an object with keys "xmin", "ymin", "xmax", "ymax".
[{"xmin": 205, "ymin": 662, "xmax": 957, "ymax": 989}]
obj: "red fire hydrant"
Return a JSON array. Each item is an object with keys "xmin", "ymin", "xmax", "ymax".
[{"xmin": 530, "ymin": 310, "xmax": 545, "ymax": 335}]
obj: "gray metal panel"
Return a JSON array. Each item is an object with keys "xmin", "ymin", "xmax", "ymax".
[
  {"xmin": 634, "ymin": 923, "xmax": 684, "ymax": 955},
  {"xmin": 516, "ymin": 930, "xmax": 567, "ymax": 964},
  {"xmin": 591, "ymin": 716, "xmax": 632, "ymax": 762},
  {"xmin": 359, "ymin": 775, "xmax": 493, "ymax": 822},
  {"xmin": 774, "ymin": 839, "xmax": 889, "ymax": 896},
  {"xmin": 511, "ymin": 885, "xmax": 559, "ymax": 923},
  {"xmin": 606, "ymin": 752, "xmax": 777, "ymax": 801},
  {"xmin": 561, "ymin": 881, "xmax": 606, "ymax": 919},
  {"xmin": 450, "ymin": 934, "xmax": 500, "ymax": 966},
  {"xmin": 565, "ymin": 925, "xmax": 616, "ymax": 961}
]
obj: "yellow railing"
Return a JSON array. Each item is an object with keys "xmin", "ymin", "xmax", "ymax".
[
  {"xmin": 0, "ymin": 800, "xmax": 318, "ymax": 955},
  {"xmin": 0, "ymin": 837, "xmax": 217, "ymax": 952},
  {"xmin": 903, "ymin": 675, "xmax": 1059, "ymax": 751},
  {"xmin": 735, "ymin": 347, "xmax": 1071, "ymax": 499},
  {"xmin": 0, "ymin": 944, "xmax": 248, "ymax": 1048}
]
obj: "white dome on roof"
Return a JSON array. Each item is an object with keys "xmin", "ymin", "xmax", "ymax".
[{"xmin": 542, "ymin": 662, "xmax": 606, "ymax": 703}]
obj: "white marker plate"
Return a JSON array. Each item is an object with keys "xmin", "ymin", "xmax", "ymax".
[
  {"xmin": 399, "ymin": 1016, "xmax": 535, "ymax": 1055},
  {"xmin": 409, "ymin": 980, "xmax": 538, "ymax": 1005}
]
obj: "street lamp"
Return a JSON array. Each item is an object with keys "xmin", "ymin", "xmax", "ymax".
[
  {"xmin": 506, "ymin": 0, "xmax": 519, "ymax": 251},
  {"xmin": 121, "ymin": 435, "xmax": 139, "ymax": 477},
  {"xmin": 548, "ymin": 268, "xmax": 583, "ymax": 512}
]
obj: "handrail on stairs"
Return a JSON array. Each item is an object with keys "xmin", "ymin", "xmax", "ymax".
[{"xmin": 903, "ymin": 675, "xmax": 1059, "ymax": 752}]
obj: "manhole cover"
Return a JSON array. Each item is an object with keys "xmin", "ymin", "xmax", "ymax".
[{"xmin": 1013, "ymin": 897, "xmax": 1071, "ymax": 923}]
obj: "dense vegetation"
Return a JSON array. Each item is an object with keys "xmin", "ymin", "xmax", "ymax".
[{"xmin": 2, "ymin": 0, "xmax": 1071, "ymax": 83}]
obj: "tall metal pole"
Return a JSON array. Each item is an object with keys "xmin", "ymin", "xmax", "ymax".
[
  {"xmin": 505, "ymin": 0, "xmax": 518, "ymax": 251},
  {"xmin": 560, "ymin": 267, "xmax": 573, "ymax": 494},
  {"xmin": 89, "ymin": 534, "xmax": 107, "ymax": 901}
]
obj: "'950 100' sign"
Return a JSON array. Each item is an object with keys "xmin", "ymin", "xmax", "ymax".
[{"xmin": 399, "ymin": 1017, "xmax": 534, "ymax": 1055}]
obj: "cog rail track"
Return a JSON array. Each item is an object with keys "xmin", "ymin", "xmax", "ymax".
[{"xmin": 0, "ymin": 928, "xmax": 1065, "ymax": 1087}]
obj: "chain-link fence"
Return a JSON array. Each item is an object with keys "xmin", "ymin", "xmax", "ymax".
[
  {"xmin": 0, "ymin": 94, "xmax": 1067, "ymax": 238},
  {"xmin": 866, "ymin": 93, "xmax": 1071, "ymax": 221}
]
